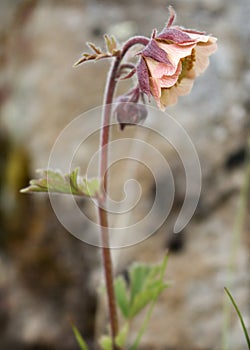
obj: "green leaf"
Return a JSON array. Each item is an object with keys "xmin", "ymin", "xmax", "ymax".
[
  {"xmin": 114, "ymin": 255, "xmax": 169, "ymax": 322},
  {"xmin": 224, "ymin": 287, "xmax": 250, "ymax": 349},
  {"xmin": 115, "ymin": 323, "xmax": 129, "ymax": 348},
  {"xmin": 71, "ymin": 323, "xmax": 89, "ymax": 350},
  {"xmin": 129, "ymin": 255, "xmax": 169, "ymax": 350},
  {"xmin": 99, "ymin": 324, "xmax": 129, "ymax": 350},
  {"xmin": 20, "ymin": 168, "xmax": 100, "ymax": 197},
  {"xmin": 114, "ymin": 276, "xmax": 130, "ymax": 319},
  {"xmin": 99, "ymin": 335, "xmax": 112, "ymax": 350},
  {"xmin": 128, "ymin": 261, "xmax": 168, "ymax": 318},
  {"xmin": 129, "ymin": 281, "xmax": 167, "ymax": 318},
  {"xmin": 129, "ymin": 264, "xmax": 151, "ymax": 305}
]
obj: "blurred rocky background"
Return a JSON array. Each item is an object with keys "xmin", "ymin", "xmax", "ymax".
[{"xmin": 0, "ymin": 0, "xmax": 249, "ymax": 349}]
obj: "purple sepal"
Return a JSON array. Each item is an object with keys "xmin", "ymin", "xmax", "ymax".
[
  {"xmin": 116, "ymin": 103, "xmax": 148, "ymax": 131},
  {"xmin": 137, "ymin": 58, "xmax": 150, "ymax": 96},
  {"xmin": 157, "ymin": 28, "xmax": 193, "ymax": 43},
  {"xmin": 142, "ymin": 39, "xmax": 171, "ymax": 65}
]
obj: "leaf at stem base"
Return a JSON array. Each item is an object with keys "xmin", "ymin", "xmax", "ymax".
[{"xmin": 20, "ymin": 167, "xmax": 100, "ymax": 197}]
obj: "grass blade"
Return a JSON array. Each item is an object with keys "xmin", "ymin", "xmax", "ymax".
[
  {"xmin": 224, "ymin": 287, "xmax": 250, "ymax": 349},
  {"xmin": 71, "ymin": 322, "xmax": 89, "ymax": 350}
]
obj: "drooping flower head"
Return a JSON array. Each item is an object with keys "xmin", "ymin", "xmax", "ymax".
[{"xmin": 137, "ymin": 6, "xmax": 217, "ymax": 110}]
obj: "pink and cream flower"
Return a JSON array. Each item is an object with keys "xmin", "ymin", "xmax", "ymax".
[{"xmin": 137, "ymin": 7, "xmax": 217, "ymax": 110}]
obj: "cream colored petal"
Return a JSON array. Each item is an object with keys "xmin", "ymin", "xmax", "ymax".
[
  {"xmin": 160, "ymin": 77, "xmax": 194, "ymax": 109},
  {"xmin": 183, "ymin": 32, "xmax": 210, "ymax": 42},
  {"xmin": 193, "ymin": 41, "xmax": 217, "ymax": 75},
  {"xmin": 182, "ymin": 30, "xmax": 217, "ymax": 43},
  {"xmin": 176, "ymin": 78, "xmax": 194, "ymax": 96},
  {"xmin": 160, "ymin": 86, "xmax": 179, "ymax": 108},
  {"xmin": 207, "ymin": 36, "xmax": 217, "ymax": 44}
]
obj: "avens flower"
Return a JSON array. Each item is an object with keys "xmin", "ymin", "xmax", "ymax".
[{"xmin": 137, "ymin": 6, "xmax": 217, "ymax": 110}]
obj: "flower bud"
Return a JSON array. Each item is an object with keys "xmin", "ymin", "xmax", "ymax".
[{"xmin": 115, "ymin": 101, "xmax": 148, "ymax": 130}]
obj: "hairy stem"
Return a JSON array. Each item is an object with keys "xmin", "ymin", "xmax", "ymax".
[
  {"xmin": 98, "ymin": 56, "xmax": 120, "ymax": 350},
  {"xmin": 121, "ymin": 36, "xmax": 150, "ymax": 58},
  {"xmin": 97, "ymin": 36, "xmax": 149, "ymax": 350}
]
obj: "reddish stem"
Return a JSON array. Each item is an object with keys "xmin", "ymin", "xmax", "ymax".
[
  {"xmin": 97, "ymin": 36, "xmax": 149, "ymax": 350},
  {"xmin": 121, "ymin": 36, "xmax": 150, "ymax": 58},
  {"xmin": 98, "ymin": 56, "xmax": 120, "ymax": 350}
]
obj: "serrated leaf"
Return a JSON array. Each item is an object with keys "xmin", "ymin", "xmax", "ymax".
[
  {"xmin": 129, "ymin": 264, "xmax": 160, "ymax": 305},
  {"xmin": 71, "ymin": 323, "xmax": 89, "ymax": 350},
  {"xmin": 99, "ymin": 335, "xmax": 112, "ymax": 350},
  {"xmin": 115, "ymin": 323, "xmax": 129, "ymax": 348},
  {"xmin": 129, "ymin": 281, "xmax": 168, "ymax": 318},
  {"xmin": 113, "ymin": 258, "xmax": 169, "ymax": 321},
  {"xmin": 114, "ymin": 276, "xmax": 130, "ymax": 319},
  {"xmin": 21, "ymin": 168, "xmax": 100, "ymax": 197},
  {"xmin": 129, "ymin": 255, "xmax": 169, "ymax": 350},
  {"xmin": 127, "ymin": 255, "xmax": 169, "ymax": 318}
]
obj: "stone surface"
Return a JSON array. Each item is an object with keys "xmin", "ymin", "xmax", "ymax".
[{"xmin": 0, "ymin": 0, "xmax": 249, "ymax": 349}]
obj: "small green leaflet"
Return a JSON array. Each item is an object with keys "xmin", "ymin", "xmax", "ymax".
[
  {"xmin": 104, "ymin": 34, "xmax": 118, "ymax": 54},
  {"xmin": 114, "ymin": 276, "xmax": 130, "ymax": 319},
  {"xmin": 99, "ymin": 335, "xmax": 112, "ymax": 350},
  {"xmin": 21, "ymin": 167, "xmax": 100, "ymax": 197},
  {"xmin": 115, "ymin": 323, "xmax": 129, "ymax": 348},
  {"xmin": 99, "ymin": 324, "xmax": 128, "ymax": 350}
]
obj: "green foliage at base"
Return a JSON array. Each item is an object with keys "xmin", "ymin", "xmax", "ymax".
[{"xmin": 72, "ymin": 255, "xmax": 169, "ymax": 350}]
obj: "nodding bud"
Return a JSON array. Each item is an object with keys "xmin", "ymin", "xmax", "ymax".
[{"xmin": 114, "ymin": 99, "xmax": 148, "ymax": 130}]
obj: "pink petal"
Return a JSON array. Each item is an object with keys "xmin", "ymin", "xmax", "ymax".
[
  {"xmin": 159, "ymin": 61, "xmax": 182, "ymax": 88},
  {"xmin": 142, "ymin": 39, "xmax": 172, "ymax": 65},
  {"xmin": 145, "ymin": 57, "xmax": 176, "ymax": 77},
  {"xmin": 149, "ymin": 77, "xmax": 161, "ymax": 105},
  {"xmin": 157, "ymin": 42, "xmax": 196, "ymax": 70}
]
